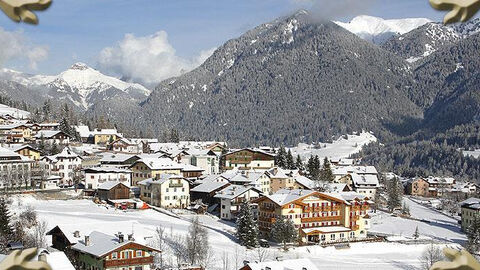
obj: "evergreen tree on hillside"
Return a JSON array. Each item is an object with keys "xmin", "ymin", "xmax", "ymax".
[
  {"xmin": 307, "ymin": 155, "xmax": 321, "ymax": 181},
  {"xmin": 0, "ymin": 197, "xmax": 14, "ymax": 252},
  {"xmin": 286, "ymin": 150, "xmax": 295, "ymax": 170},
  {"xmin": 271, "ymin": 215, "xmax": 297, "ymax": 250},
  {"xmin": 295, "ymin": 155, "xmax": 304, "ymax": 172},
  {"xmin": 276, "ymin": 146, "xmax": 287, "ymax": 169},
  {"xmin": 319, "ymin": 157, "xmax": 334, "ymax": 182},
  {"xmin": 466, "ymin": 214, "xmax": 480, "ymax": 254},
  {"xmin": 413, "ymin": 226, "xmax": 419, "ymax": 239},
  {"xmin": 236, "ymin": 202, "xmax": 259, "ymax": 248},
  {"xmin": 387, "ymin": 178, "xmax": 402, "ymax": 212},
  {"xmin": 169, "ymin": 128, "xmax": 180, "ymax": 143}
]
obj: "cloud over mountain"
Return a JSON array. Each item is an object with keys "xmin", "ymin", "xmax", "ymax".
[
  {"xmin": 0, "ymin": 27, "xmax": 48, "ymax": 70},
  {"xmin": 98, "ymin": 31, "xmax": 215, "ymax": 87}
]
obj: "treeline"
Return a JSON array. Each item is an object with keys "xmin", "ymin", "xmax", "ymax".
[{"xmin": 353, "ymin": 140, "xmax": 480, "ymax": 181}]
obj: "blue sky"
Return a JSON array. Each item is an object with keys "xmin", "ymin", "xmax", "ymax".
[{"xmin": 0, "ymin": 0, "xmax": 451, "ymax": 80}]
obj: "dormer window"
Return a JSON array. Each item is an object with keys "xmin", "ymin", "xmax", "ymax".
[{"xmin": 111, "ymin": 252, "xmax": 118, "ymax": 259}]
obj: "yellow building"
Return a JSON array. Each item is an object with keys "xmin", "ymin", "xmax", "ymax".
[
  {"xmin": 130, "ymin": 158, "xmax": 183, "ymax": 186},
  {"xmin": 460, "ymin": 198, "xmax": 480, "ymax": 232},
  {"xmin": 267, "ymin": 168, "xmax": 296, "ymax": 193},
  {"xmin": 137, "ymin": 174, "xmax": 190, "ymax": 208},
  {"xmin": 6, "ymin": 144, "xmax": 41, "ymax": 161},
  {"xmin": 94, "ymin": 133, "xmax": 118, "ymax": 145},
  {"xmin": 255, "ymin": 189, "xmax": 371, "ymax": 244}
]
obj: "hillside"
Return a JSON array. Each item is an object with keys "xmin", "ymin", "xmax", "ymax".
[{"xmin": 133, "ymin": 11, "xmax": 423, "ymax": 146}]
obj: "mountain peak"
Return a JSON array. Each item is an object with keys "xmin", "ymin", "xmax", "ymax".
[
  {"xmin": 69, "ymin": 62, "xmax": 90, "ymax": 71},
  {"xmin": 335, "ymin": 15, "xmax": 431, "ymax": 44}
]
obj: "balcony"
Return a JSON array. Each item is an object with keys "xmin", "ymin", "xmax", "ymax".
[
  {"xmin": 259, "ymin": 216, "xmax": 275, "ymax": 223},
  {"xmin": 169, "ymin": 183, "xmax": 184, "ymax": 188},
  {"xmin": 301, "ymin": 215, "xmax": 339, "ymax": 223},
  {"xmin": 352, "ymin": 225, "xmax": 360, "ymax": 230},
  {"xmin": 104, "ymin": 257, "xmax": 153, "ymax": 267}
]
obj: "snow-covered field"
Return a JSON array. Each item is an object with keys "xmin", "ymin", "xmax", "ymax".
[
  {"xmin": 289, "ymin": 132, "xmax": 377, "ymax": 162},
  {"xmin": 464, "ymin": 150, "xmax": 480, "ymax": 159},
  {"xmin": 370, "ymin": 198, "xmax": 466, "ymax": 244},
  {"xmin": 12, "ymin": 194, "xmax": 464, "ymax": 270}
]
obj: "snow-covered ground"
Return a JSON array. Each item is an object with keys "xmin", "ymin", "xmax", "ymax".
[
  {"xmin": 12, "ymin": 194, "xmax": 463, "ymax": 269},
  {"xmin": 464, "ymin": 150, "xmax": 480, "ymax": 159},
  {"xmin": 289, "ymin": 132, "xmax": 377, "ymax": 162},
  {"xmin": 0, "ymin": 103, "xmax": 30, "ymax": 119},
  {"xmin": 370, "ymin": 198, "xmax": 466, "ymax": 244}
]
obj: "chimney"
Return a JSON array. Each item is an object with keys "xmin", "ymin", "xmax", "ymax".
[
  {"xmin": 128, "ymin": 234, "xmax": 134, "ymax": 241},
  {"xmin": 38, "ymin": 253, "xmax": 47, "ymax": 262},
  {"xmin": 118, "ymin": 232, "xmax": 124, "ymax": 243},
  {"xmin": 73, "ymin": 231, "xmax": 80, "ymax": 238},
  {"xmin": 84, "ymin": 236, "xmax": 90, "ymax": 246}
]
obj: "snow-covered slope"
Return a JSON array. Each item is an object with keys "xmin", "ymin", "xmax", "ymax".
[
  {"xmin": 289, "ymin": 132, "xmax": 377, "ymax": 162},
  {"xmin": 335, "ymin": 15, "xmax": 431, "ymax": 44},
  {"xmin": 0, "ymin": 104, "xmax": 30, "ymax": 119},
  {"xmin": 0, "ymin": 63, "xmax": 151, "ymax": 110}
]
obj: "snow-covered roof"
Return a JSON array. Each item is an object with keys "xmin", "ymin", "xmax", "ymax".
[
  {"xmin": 100, "ymin": 153, "xmax": 136, "ymax": 163},
  {"xmin": 180, "ymin": 163, "xmax": 204, "ymax": 172},
  {"xmin": 351, "ymin": 173, "xmax": 379, "ymax": 187},
  {"xmin": 98, "ymin": 181, "xmax": 128, "ymax": 191},
  {"xmin": 244, "ymin": 258, "xmax": 319, "ymax": 270},
  {"xmin": 0, "ymin": 146, "xmax": 33, "ymax": 162},
  {"xmin": 3, "ymin": 143, "xmax": 37, "ymax": 152},
  {"xmin": 54, "ymin": 147, "xmax": 80, "ymax": 159},
  {"xmin": 425, "ymin": 176, "xmax": 455, "ymax": 185},
  {"xmin": 265, "ymin": 189, "xmax": 316, "ymax": 206},
  {"xmin": 191, "ymin": 181, "xmax": 230, "ymax": 193},
  {"xmin": 294, "ymin": 175, "xmax": 315, "ymax": 189},
  {"xmin": 460, "ymin": 198, "xmax": 480, "ymax": 210},
  {"xmin": 137, "ymin": 174, "xmax": 185, "ymax": 186},
  {"xmin": 214, "ymin": 185, "xmax": 255, "ymax": 200},
  {"xmin": 135, "ymin": 158, "xmax": 183, "ymax": 170},
  {"xmin": 71, "ymin": 231, "xmax": 138, "ymax": 258},
  {"xmin": 226, "ymin": 148, "xmax": 275, "ymax": 157},
  {"xmin": 84, "ymin": 167, "xmax": 132, "ymax": 174},
  {"xmin": 34, "ymin": 130, "xmax": 65, "ymax": 139},
  {"xmin": 333, "ymin": 165, "xmax": 378, "ymax": 175},
  {"xmin": 74, "ymin": 125, "xmax": 90, "ymax": 138}
]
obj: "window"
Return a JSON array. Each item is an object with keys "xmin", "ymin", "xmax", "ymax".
[
  {"xmin": 349, "ymin": 232, "xmax": 355, "ymax": 238},
  {"xmin": 330, "ymin": 234, "xmax": 336, "ymax": 241},
  {"xmin": 136, "ymin": 250, "xmax": 142, "ymax": 257},
  {"xmin": 111, "ymin": 252, "xmax": 118, "ymax": 259},
  {"xmin": 321, "ymin": 235, "xmax": 326, "ymax": 241},
  {"xmin": 124, "ymin": 251, "xmax": 130, "ymax": 259}
]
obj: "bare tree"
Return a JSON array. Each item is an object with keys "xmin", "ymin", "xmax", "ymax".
[
  {"xmin": 420, "ymin": 244, "xmax": 444, "ymax": 270},
  {"xmin": 186, "ymin": 217, "xmax": 209, "ymax": 266},
  {"xmin": 34, "ymin": 220, "xmax": 48, "ymax": 249},
  {"xmin": 221, "ymin": 251, "xmax": 230, "ymax": 270},
  {"xmin": 152, "ymin": 226, "xmax": 166, "ymax": 269},
  {"xmin": 254, "ymin": 247, "xmax": 270, "ymax": 262}
]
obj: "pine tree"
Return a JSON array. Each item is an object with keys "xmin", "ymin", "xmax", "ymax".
[
  {"xmin": 319, "ymin": 157, "xmax": 334, "ymax": 182},
  {"xmin": 0, "ymin": 197, "xmax": 14, "ymax": 252},
  {"xmin": 466, "ymin": 214, "xmax": 480, "ymax": 254},
  {"xmin": 295, "ymin": 155, "xmax": 304, "ymax": 172},
  {"xmin": 286, "ymin": 150, "xmax": 295, "ymax": 170},
  {"xmin": 276, "ymin": 146, "xmax": 287, "ymax": 169},
  {"xmin": 50, "ymin": 141, "xmax": 59, "ymax": 155},
  {"xmin": 387, "ymin": 178, "xmax": 402, "ymax": 212},
  {"xmin": 271, "ymin": 215, "xmax": 297, "ymax": 250},
  {"xmin": 169, "ymin": 128, "xmax": 180, "ymax": 143},
  {"xmin": 236, "ymin": 202, "xmax": 259, "ymax": 248},
  {"xmin": 307, "ymin": 155, "xmax": 320, "ymax": 181}
]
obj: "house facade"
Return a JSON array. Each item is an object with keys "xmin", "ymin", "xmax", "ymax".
[
  {"xmin": 0, "ymin": 147, "xmax": 34, "ymax": 190},
  {"xmin": 138, "ymin": 174, "xmax": 190, "ymax": 208},
  {"xmin": 223, "ymin": 148, "xmax": 275, "ymax": 171},
  {"xmin": 214, "ymin": 185, "xmax": 261, "ymax": 220},
  {"xmin": 84, "ymin": 167, "xmax": 132, "ymax": 189},
  {"xmin": 42, "ymin": 147, "xmax": 82, "ymax": 186},
  {"xmin": 255, "ymin": 190, "xmax": 371, "ymax": 244},
  {"xmin": 460, "ymin": 198, "xmax": 480, "ymax": 232},
  {"xmin": 130, "ymin": 158, "xmax": 183, "ymax": 186},
  {"xmin": 406, "ymin": 178, "xmax": 430, "ymax": 197}
]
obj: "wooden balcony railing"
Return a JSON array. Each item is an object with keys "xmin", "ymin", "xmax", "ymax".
[
  {"xmin": 301, "ymin": 215, "xmax": 339, "ymax": 223},
  {"xmin": 104, "ymin": 256, "xmax": 153, "ymax": 267}
]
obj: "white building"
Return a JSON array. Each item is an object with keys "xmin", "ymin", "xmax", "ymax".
[
  {"xmin": 84, "ymin": 167, "xmax": 132, "ymax": 189},
  {"xmin": 188, "ymin": 149, "xmax": 220, "ymax": 175},
  {"xmin": 0, "ymin": 147, "xmax": 34, "ymax": 189},
  {"xmin": 214, "ymin": 185, "xmax": 261, "ymax": 220},
  {"xmin": 137, "ymin": 174, "xmax": 190, "ymax": 208},
  {"xmin": 41, "ymin": 147, "xmax": 82, "ymax": 186}
]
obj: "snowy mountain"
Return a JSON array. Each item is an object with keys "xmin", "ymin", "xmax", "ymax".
[
  {"xmin": 0, "ymin": 63, "xmax": 151, "ymax": 110},
  {"xmin": 334, "ymin": 15, "xmax": 431, "ymax": 44},
  {"xmin": 382, "ymin": 18, "xmax": 480, "ymax": 62}
]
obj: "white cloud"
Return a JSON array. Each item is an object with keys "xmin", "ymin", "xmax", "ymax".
[
  {"xmin": 98, "ymin": 31, "xmax": 215, "ymax": 87},
  {"xmin": 0, "ymin": 27, "xmax": 49, "ymax": 70}
]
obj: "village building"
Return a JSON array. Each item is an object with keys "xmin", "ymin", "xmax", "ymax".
[
  {"xmin": 84, "ymin": 167, "xmax": 132, "ymax": 189},
  {"xmin": 223, "ymin": 148, "xmax": 275, "ymax": 171},
  {"xmin": 109, "ymin": 138, "xmax": 141, "ymax": 153},
  {"xmin": 40, "ymin": 175, "xmax": 62, "ymax": 189},
  {"xmin": 100, "ymin": 153, "xmax": 138, "ymax": 168},
  {"xmin": 74, "ymin": 125, "xmax": 123, "ymax": 145},
  {"xmin": 0, "ymin": 124, "xmax": 32, "ymax": 143},
  {"xmin": 406, "ymin": 178, "xmax": 430, "ymax": 197},
  {"xmin": 214, "ymin": 184, "xmax": 261, "ymax": 220},
  {"xmin": 451, "ymin": 182, "xmax": 479, "ymax": 195},
  {"xmin": 130, "ymin": 158, "xmax": 183, "ymax": 186},
  {"xmin": 255, "ymin": 189, "xmax": 371, "ymax": 244},
  {"xmin": 239, "ymin": 258, "xmax": 319, "ymax": 270},
  {"xmin": 138, "ymin": 174, "xmax": 190, "ymax": 208},
  {"xmin": 0, "ymin": 147, "xmax": 34, "ymax": 189},
  {"xmin": 350, "ymin": 173, "xmax": 380, "ymax": 196},
  {"xmin": 188, "ymin": 149, "xmax": 220, "ymax": 175},
  {"xmin": 41, "ymin": 147, "xmax": 82, "ymax": 186},
  {"xmin": 71, "ymin": 231, "xmax": 160, "ymax": 270},
  {"xmin": 190, "ymin": 180, "xmax": 230, "ymax": 205},
  {"xmin": 34, "ymin": 130, "xmax": 71, "ymax": 145},
  {"xmin": 267, "ymin": 168, "xmax": 295, "ymax": 193},
  {"xmin": 425, "ymin": 176, "xmax": 456, "ymax": 197},
  {"xmin": 180, "ymin": 163, "xmax": 204, "ymax": 180},
  {"xmin": 97, "ymin": 181, "xmax": 131, "ymax": 202},
  {"xmin": 460, "ymin": 198, "xmax": 480, "ymax": 232},
  {"xmin": 4, "ymin": 144, "xmax": 41, "ymax": 161}
]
